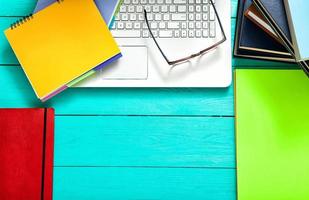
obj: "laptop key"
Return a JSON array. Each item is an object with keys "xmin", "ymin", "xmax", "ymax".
[
  {"xmin": 171, "ymin": 14, "xmax": 187, "ymax": 21},
  {"xmin": 112, "ymin": 30, "xmax": 141, "ymax": 38},
  {"xmin": 159, "ymin": 30, "xmax": 173, "ymax": 38},
  {"xmin": 114, "ymin": 0, "xmax": 217, "ymax": 39}
]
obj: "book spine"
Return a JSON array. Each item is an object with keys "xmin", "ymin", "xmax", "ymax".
[{"xmin": 42, "ymin": 108, "xmax": 54, "ymax": 200}]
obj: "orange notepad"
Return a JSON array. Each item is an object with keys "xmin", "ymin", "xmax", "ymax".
[{"xmin": 4, "ymin": 0, "xmax": 121, "ymax": 101}]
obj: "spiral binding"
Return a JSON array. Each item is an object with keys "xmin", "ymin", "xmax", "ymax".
[
  {"xmin": 10, "ymin": 0, "xmax": 64, "ymax": 30},
  {"xmin": 10, "ymin": 14, "xmax": 33, "ymax": 29}
]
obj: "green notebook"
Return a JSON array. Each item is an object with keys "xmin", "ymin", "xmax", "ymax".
[{"xmin": 235, "ymin": 69, "xmax": 309, "ymax": 200}]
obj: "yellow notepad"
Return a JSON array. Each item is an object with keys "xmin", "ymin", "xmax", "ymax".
[{"xmin": 4, "ymin": 0, "xmax": 121, "ymax": 101}]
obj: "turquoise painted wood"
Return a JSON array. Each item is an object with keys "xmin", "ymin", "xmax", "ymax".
[
  {"xmin": 0, "ymin": 0, "xmax": 36, "ymax": 16},
  {"xmin": 0, "ymin": 0, "xmax": 289, "ymax": 199},
  {"xmin": 54, "ymin": 116, "xmax": 235, "ymax": 167},
  {"xmin": 0, "ymin": 18, "xmax": 19, "ymax": 65},
  {"xmin": 53, "ymin": 168, "xmax": 236, "ymax": 200},
  {"xmin": 0, "ymin": 66, "xmax": 234, "ymax": 116}
]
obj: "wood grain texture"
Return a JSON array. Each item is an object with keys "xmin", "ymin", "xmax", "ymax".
[
  {"xmin": 54, "ymin": 116, "xmax": 235, "ymax": 167},
  {"xmin": 0, "ymin": 66, "xmax": 234, "ymax": 116},
  {"xmin": 231, "ymin": 0, "xmax": 238, "ymax": 18},
  {"xmin": 0, "ymin": 18, "xmax": 18, "ymax": 65},
  {"xmin": 0, "ymin": 0, "xmax": 36, "ymax": 16},
  {"xmin": 0, "ymin": 0, "xmax": 280, "ymax": 199},
  {"xmin": 53, "ymin": 167, "xmax": 236, "ymax": 200}
]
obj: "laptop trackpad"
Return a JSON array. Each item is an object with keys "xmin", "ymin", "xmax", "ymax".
[{"xmin": 101, "ymin": 46, "xmax": 148, "ymax": 80}]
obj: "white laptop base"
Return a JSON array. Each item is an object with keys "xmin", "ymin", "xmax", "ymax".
[{"xmin": 76, "ymin": 0, "xmax": 231, "ymax": 88}]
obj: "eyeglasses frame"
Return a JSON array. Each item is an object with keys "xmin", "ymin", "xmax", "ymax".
[{"xmin": 144, "ymin": 0, "xmax": 227, "ymax": 65}]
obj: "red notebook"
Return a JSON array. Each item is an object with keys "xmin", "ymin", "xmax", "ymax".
[{"xmin": 0, "ymin": 108, "xmax": 54, "ymax": 200}]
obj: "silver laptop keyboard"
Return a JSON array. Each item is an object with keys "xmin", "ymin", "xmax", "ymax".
[{"xmin": 111, "ymin": 0, "xmax": 217, "ymax": 38}]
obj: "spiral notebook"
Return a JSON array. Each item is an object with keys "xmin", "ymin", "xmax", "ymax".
[
  {"xmin": 4, "ymin": 0, "xmax": 122, "ymax": 101},
  {"xmin": 33, "ymin": 0, "xmax": 123, "ymax": 28}
]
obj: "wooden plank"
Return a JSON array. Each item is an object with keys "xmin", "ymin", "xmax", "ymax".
[
  {"xmin": 0, "ymin": 18, "xmax": 18, "ymax": 65},
  {"xmin": 0, "ymin": 66, "xmax": 234, "ymax": 116},
  {"xmin": 232, "ymin": 0, "xmax": 238, "ymax": 18},
  {"xmin": 53, "ymin": 167, "xmax": 236, "ymax": 200},
  {"xmin": 0, "ymin": 0, "xmax": 36, "ymax": 16},
  {"xmin": 54, "ymin": 116, "xmax": 235, "ymax": 168}
]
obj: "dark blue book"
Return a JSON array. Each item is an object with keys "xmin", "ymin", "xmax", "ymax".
[
  {"xmin": 240, "ymin": 0, "xmax": 290, "ymax": 56},
  {"xmin": 253, "ymin": 0, "xmax": 293, "ymax": 52},
  {"xmin": 234, "ymin": 0, "xmax": 293, "ymax": 62}
]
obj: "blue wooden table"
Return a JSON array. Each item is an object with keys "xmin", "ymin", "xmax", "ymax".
[{"xmin": 0, "ymin": 1, "xmax": 296, "ymax": 199}]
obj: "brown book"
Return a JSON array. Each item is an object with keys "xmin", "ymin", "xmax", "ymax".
[{"xmin": 245, "ymin": 4, "xmax": 282, "ymax": 44}]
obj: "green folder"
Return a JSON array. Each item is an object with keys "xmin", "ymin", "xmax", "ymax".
[{"xmin": 235, "ymin": 69, "xmax": 309, "ymax": 200}]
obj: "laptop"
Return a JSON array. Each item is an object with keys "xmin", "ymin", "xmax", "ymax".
[{"xmin": 78, "ymin": 0, "xmax": 232, "ymax": 88}]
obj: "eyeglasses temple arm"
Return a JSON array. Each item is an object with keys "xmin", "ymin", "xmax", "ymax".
[
  {"xmin": 210, "ymin": 0, "xmax": 226, "ymax": 41},
  {"xmin": 144, "ymin": 9, "xmax": 172, "ymax": 65}
]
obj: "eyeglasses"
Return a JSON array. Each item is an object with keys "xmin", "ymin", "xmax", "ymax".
[{"xmin": 144, "ymin": 0, "xmax": 226, "ymax": 65}]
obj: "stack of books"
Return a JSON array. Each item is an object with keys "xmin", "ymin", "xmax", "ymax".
[
  {"xmin": 4, "ymin": 0, "xmax": 123, "ymax": 102},
  {"xmin": 234, "ymin": 0, "xmax": 309, "ymax": 76}
]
